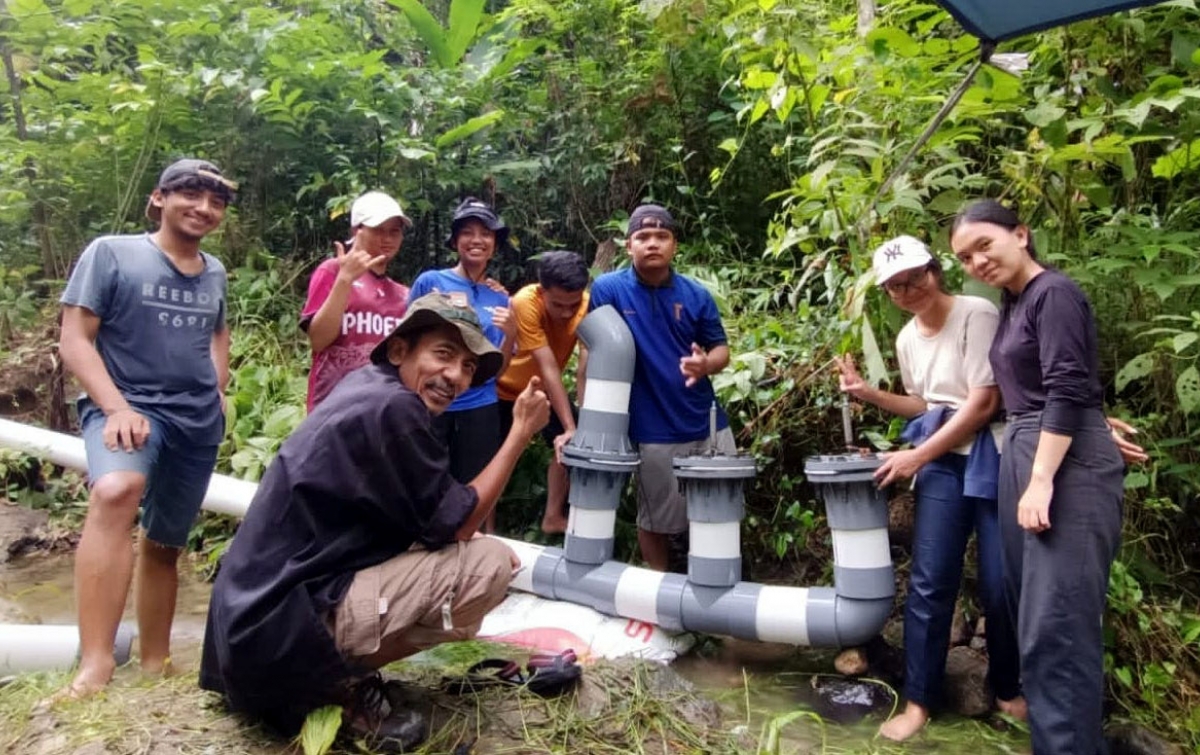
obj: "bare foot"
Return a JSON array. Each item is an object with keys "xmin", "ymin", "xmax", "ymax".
[
  {"xmin": 140, "ymin": 656, "xmax": 182, "ymax": 679},
  {"xmin": 40, "ymin": 661, "xmax": 115, "ymax": 707},
  {"xmin": 997, "ymin": 695, "xmax": 1028, "ymax": 721},
  {"xmin": 879, "ymin": 702, "xmax": 929, "ymax": 742},
  {"xmin": 541, "ymin": 514, "xmax": 568, "ymax": 535}
]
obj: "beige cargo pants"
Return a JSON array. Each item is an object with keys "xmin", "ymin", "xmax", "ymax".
[{"xmin": 330, "ymin": 537, "xmax": 514, "ymax": 668}]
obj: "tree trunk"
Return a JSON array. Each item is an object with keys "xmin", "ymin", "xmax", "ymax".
[{"xmin": 857, "ymin": 0, "xmax": 876, "ymax": 37}]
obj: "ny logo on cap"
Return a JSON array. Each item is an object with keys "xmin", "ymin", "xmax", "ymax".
[{"xmin": 883, "ymin": 243, "xmax": 904, "ymax": 261}]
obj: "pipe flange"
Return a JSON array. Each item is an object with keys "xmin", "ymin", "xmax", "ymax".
[
  {"xmin": 561, "ymin": 445, "xmax": 640, "ymax": 473},
  {"xmin": 803, "ymin": 454, "xmax": 884, "ymax": 476},
  {"xmin": 672, "ymin": 453, "xmax": 756, "ymax": 480}
]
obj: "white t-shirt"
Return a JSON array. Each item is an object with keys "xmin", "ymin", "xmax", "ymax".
[{"xmin": 897, "ymin": 295, "xmax": 1002, "ymax": 453}]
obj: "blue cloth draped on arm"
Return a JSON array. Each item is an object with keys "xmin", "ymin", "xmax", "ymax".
[{"xmin": 899, "ymin": 405, "xmax": 1000, "ymax": 501}]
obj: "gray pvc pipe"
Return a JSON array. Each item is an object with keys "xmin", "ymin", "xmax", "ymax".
[
  {"xmin": 561, "ymin": 305, "xmax": 639, "ymax": 565},
  {"xmin": 573, "ymin": 304, "xmax": 636, "ymax": 384},
  {"xmin": 0, "ymin": 318, "xmax": 896, "ymax": 652},
  {"xmin": 538, "ymin": 305, "xmax": 895, "ymax": 647}
]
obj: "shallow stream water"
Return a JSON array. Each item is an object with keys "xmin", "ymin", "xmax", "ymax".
[{"xmin": 2, "ymin": 553, "xmax": 1028, "ymax": 753}]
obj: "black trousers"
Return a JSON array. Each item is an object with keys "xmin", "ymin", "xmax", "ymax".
[
  {"xmin": 430, "ymin": 402, "xmax": 501, "ymax": 484},
  {"xmin": 1001, "ymin": 411, "xmax": 1123, "ymax": 755}
]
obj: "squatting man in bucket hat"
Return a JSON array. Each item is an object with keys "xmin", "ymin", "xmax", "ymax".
[
  {"xmin": 56, "ymin": 157, "xmax": 236, "ymax": 700},
  {"xmin": 200, "ymin": 293, "xmax": 550, "ymax": 752}
]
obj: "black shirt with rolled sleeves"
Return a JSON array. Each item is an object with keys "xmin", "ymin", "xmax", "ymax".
[
  {"xmin": 989, "ymin": 269, "xmax": 1104, "ymax": 436},
  {"xmin": 199, "ymin": 363, "xmax": 477, "ymax": 734}
]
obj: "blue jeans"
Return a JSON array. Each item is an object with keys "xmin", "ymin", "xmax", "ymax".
[
  {"xmin": 904, "ymin": 453, "xmax": 1021, "ymax": 708},
  {"xmin": 80, "ymin": 401, "xmax": 219, "ymax": 548}
]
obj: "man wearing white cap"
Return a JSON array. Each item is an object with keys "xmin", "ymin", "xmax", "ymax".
[{"xmin": 301, "ymin": 190, "xmax": 414, "ymax": 410}]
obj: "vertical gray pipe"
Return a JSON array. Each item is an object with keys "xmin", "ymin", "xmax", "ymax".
[
  {"xmin": 675, "ymin": 454, "xmax": 756, "ymax": 587},
  {"xmin": 561, "ymin": 305, "xmax": 639, "ymax": 565}
]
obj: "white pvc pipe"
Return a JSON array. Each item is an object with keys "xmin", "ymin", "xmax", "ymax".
[
  {"xmin": 756, "ymin": 585, "xmax": 811, "ymax": 644},
  {"xmin": 566, "ymin": 507, "xmax": 617, "ymax": 539},
  {"xmin": 0, "ymin": 623, "xmax": 135, "ymax": 675},
  {"xmin": 0, "ymin": 418, "xmax": 894, "ymax": 651},
  {"xmin": 613, "ymin": 567, "xmax": 668, "ymax": 624},
  {"xmin": 831, "ymin": 528, "xmax": 893, "ymax": 570},
  {"xmin": 0, "ymin": 625, "xmax": 82, "ymax": 673},
  {"xmin": 688, "ymin": 521, "xmax": 742, "ymax": 559},
  {"xmin": 0, "ymin": 419, "xmax": 255, "ymax": 519},
  {"xmin": 580, "ymin": 379, "xmax": 631, "ymax": 413}
]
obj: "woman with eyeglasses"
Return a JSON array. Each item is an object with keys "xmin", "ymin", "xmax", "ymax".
[
  {"xmin": 836, "ymin": 235, "xmax": 1024, "ymax": 741},
  {"xmin": 949, "ymin": 200, "xmax": 1129, "ymax": 754}
]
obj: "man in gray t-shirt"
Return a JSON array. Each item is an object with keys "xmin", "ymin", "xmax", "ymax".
[{"xmin": 55, "ymin": 158, "xmax": 237, "ymax": 700}]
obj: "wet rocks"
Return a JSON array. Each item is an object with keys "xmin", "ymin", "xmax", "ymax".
[
  {"xmin": 834, "ymin": 647, "xmax": 869, "ymax": 677},
  {"xmin": 808, "ymin": 676, "xmax": 895, "ymax": 723},
  {"xmin": 943, "ymin": 646, "xmax": 990, "ymax": 717},
  {"xmin": 1105, "ymin": 722, "xmax": 1186, "ymax": 755},
  {"xmin": 0, "ymin": 502, "xmax": 50, "ymax": 560}
]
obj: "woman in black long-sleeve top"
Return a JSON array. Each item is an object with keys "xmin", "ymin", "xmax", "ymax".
[{"xmin": 949, "ymin": 199, "xmax": 1122, "ymax": 755}]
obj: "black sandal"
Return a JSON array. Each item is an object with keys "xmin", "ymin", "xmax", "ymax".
[
  {"xmin": 442, "ymin": 650, "xmax": 582, "ymax": 698},
  {"xmin": 524, "ymin": 649, "xmax": 582, "ymax": 697}
]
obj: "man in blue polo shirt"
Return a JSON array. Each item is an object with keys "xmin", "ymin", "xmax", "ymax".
[{"xmin": 589, "ymin": 204, "xmax": 735, "ymax": 571}]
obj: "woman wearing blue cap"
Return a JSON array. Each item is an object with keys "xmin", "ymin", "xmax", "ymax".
[{"xmin": 409, "ymin": 198, "xmax": 517, "ymax": 532}]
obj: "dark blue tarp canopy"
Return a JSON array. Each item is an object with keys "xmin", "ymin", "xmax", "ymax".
[{"xmin": 933, "ymin": 0, "xmax": 1168, "ymax": 42}]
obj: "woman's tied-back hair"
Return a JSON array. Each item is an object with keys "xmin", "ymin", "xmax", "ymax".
[{"xmin": 950, "ymin": 198, "xmax": 1037, "ymax": 260}]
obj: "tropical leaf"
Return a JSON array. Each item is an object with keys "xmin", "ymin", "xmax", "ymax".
[
  {"xmin": 1115, "ymin": 353, "xmax": 1156, "ymax": 392},
  {"xmin": 1176, "ymin": 365, "xmax": 1200, "ymax": 414},
  {"xmin": 435, "ymin": 110, "xmax": 505, "ymax": 148},
  {"xmin": 1152, "ymin": 138, "xmax": 1200, "ymax": 179},
  {"xmin": 387, "ymin": 0, "xmax": 453, "ymax": 67},
  {"xmin": 446, "ymin": 0, "xmax": 487, "ymax": 64}
]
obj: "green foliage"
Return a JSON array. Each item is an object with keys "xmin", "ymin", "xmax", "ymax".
[
  {"xmin": 0, "ymin": 448, "xmax": 88, "ymax": 523},
  {"xmin": 296, "ymin": 704, "xmax": 342, "ymax": 755},
  {"xmin": 1106, "ymin": 557, "xmax": 1200, "ymax": 744},
  {"xmin": 387, "ymin": 0, "xmax": 487, "ymax": 68},
  {"xmin": 4, "ymin": 0, "xmax": 1200, "ymax": 744},
  {"xmin": 219, "ymin": 258, "xmax": 308, "ymax": 482},
  {"xmin": 0, "ymin": 266, "xmax": 41, "ymax": 346},
  {"xmin": 758, "ymin": 708, "xmax": 827, "ymax": 755}
]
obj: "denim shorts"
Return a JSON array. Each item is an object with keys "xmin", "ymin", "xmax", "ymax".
[{"xmin": 80, "ymin": 402, "xmax": 219, "ymax": 548}]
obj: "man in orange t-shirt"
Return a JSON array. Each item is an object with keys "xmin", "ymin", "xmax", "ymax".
[{"xmin": 497, "ymin": 251, "xmax": 590, "ymax": 533}]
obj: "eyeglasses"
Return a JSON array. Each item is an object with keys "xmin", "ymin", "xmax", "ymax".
[{"xmin": 882, "ymin": 268, "xmax": 929, "ymax": 295}]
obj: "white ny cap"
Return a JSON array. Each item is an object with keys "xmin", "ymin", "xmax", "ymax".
[
  {"xmin": 350, "ymin": 191, "xmax": 413, "ymax": 229},
  {"xmin": 872, "ymin": 235, "xmax": 933, "ymax": 285}
]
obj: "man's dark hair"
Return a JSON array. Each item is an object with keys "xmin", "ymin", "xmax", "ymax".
[
  {"xmin": 537, "ymin": 250, "xmax": 589, "ymax": 292},
  {"xmin": 162, "ymin": 175, "xmax": 237, "ymax": 205}
]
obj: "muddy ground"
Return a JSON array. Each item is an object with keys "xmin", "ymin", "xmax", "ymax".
[
  {"xmin": 0, "ymin": 503, "xmax": 746, "ymax": 755},
  {"xmin": 1, "ymin": 652, "xmax": 737, "ymax": 755}
]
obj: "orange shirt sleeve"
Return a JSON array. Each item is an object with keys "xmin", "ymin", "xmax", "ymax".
[{"xmin": 514, "ymin": 286, "xmax": 548, "ymax": 352}]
